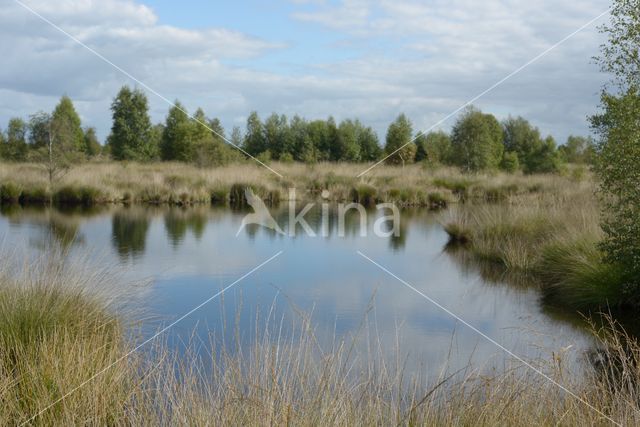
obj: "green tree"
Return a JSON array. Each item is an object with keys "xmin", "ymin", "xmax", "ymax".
[
  {"xmin": 451, "ymin": 107, "xmax": 503, "ymax": 171},
  {"xmin": 28, "ymin": 111, "xmax": 52, "ymax": 149},
  {"xmin": 161, "ymin": 101, "xmax": 196, "ymax": 162},
  {"xmin": 525, "ymin": 136, "xmax": 562, "ymax": 173},
  {"xmin": 357, "ymin": 122, "xmax": 381, "ymax": 162},
  {"xmin": 230, "ymin": 126, "xmax": 243, "ymax": 148},
  {"xmin": 559, "ymin": 135, "xmax": 595, "ymax": 164},
  {"xmin": 264, "ymin": 113, "xmax": 294, "ymax": 160},
  {"xmin": 591, "ymin": 0, "xmax": 640, "ymax": 289},
  {"xmin": 2, "ymin": 118, "xmax": 28, "ymax": 161},
  {"xmin": 51, "ymin": 96, "xmax": 84, "ymax": 152},
  {"xmin": 288, "ymin": 116, "xmax": 316, "ymax": 163},
  {"xmin": 592, "ymin": 91, "xmax": 640, "ymax": 288},
  {"xmin": 384, "ymin": 113, "xmax": 416, "ymax": 166},
  {"xmin": 500, "ymin": 151, "xmax": 520, "ymax": 173},
  {"xmin": 108, "ymin": 86, "xmax": 154, "ymax": 161},
  {"xmin": 307, "ymin": 119, "xmax": 333, "ymax": 161},
  {"xmin": 191, "ymin": 108, "xmax": 211, "ymax": 142},
  {"xmin": 502, "ymin": 116, "xmax": 541, "ymax": 163},
  {"xmin": 208, "ymin": 118, "xmax": 226, "ymax": 142},
  {"xmin": 26, "ymin": 112, "xmax": 82, "ymax": 189},
  {"xmin": 82, "ymin": 127, "xmax": 101, "ymax": 157},
  {"xmin": 334, "ymin": 119, "xmax": 361, "ymax": 162},
  {"xmin": 415, "ymin": 131, "xmax": 451, "ymax": 164},
  {"xmin": 243, "ymin": 111, "xmax": 266, "ymax": 156}
]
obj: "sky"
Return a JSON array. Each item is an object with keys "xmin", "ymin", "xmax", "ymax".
[{"xmin": 0, "ymin": 0, "xmax": 612, "ymax": 144}]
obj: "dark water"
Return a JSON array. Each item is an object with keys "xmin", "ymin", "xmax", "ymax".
[{"xmin": 0, "ymin": 204, "xmax": 595, "ymax": 377}]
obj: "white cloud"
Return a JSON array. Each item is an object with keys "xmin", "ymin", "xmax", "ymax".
[{"xmin": 0, "ymin": 0, "xmax": 611, "ymax": 145}]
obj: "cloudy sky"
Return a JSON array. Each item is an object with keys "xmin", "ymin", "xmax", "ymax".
[{"xmin": 0, "ymin": 0, "xmax": 611, "ymax": 144}]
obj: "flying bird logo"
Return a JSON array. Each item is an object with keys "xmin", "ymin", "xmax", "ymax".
[{"xmin": 236, "ymin": 188, "xmax": 285, "ymax": 236}]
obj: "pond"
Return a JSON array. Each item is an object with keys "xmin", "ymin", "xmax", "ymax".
[{"xmin": 0, "ymin": 204, "xmax": 595, "ymax": 378}]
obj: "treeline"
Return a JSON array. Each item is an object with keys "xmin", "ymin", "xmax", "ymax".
[{"xmin": 0, "ymin": 86, "xmax": 595, "ymax": 172}]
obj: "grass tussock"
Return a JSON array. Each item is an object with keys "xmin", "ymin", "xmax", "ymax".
[{"xmin": 1, "ymin": 249, "xmax": 640, "ymax": 425}]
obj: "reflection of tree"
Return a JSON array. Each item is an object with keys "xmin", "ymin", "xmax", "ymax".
[
  {"xmin": 0, "ymin": 205, "xmax": 85, "ymax": 250},
  {"xmin": 48, "ymin": 212, "xmax": 82, "ymax": 249},
  {"xmin": 163, "ymin": 207, "xmax": 209, "ymax": 248},
  {"xmin": 112, "ymin": 209, "xmax": 149, "ymax": 260},
  {"xmin": 389, "ymin": 219, "xmax": 407, "ymax": 251}
]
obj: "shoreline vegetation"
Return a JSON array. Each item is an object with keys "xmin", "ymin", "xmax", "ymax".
[
  {"xmin": 0, "ymin": 161, "xmax": 588, "ymax": 208},
  {"xmin": 1, "ymin": 250, "xmax": 640, "ymax": 425}
]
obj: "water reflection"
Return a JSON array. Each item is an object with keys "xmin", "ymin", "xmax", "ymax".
[
  {"xmin": 112, "ymin": 208, "xmax": 150, "ymax": 260},
  {"xmin": 0, "ymin": 204, "xmax": 610, "ymax": 380},
  {"xmin": 0, "ymin": 205, "xmax": 90, "ymax": 249}
]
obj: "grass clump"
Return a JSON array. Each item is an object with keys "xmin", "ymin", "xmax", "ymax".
[
  {"xmin": 433, "ymin": 177, "xmax": 474, "ymax": 199},
  {"xmin": 0, "ymin": 181, "xmax": 22, "ymax": 203},
  {"xmin": 20, "ymin": 186, "xmax": 51, "ymax": 204},
  {"xmin": 53, "ymin": 186, "xmax": 104, "ymax": 206},
  {"xmin": 538, "ymin": 239, "xmax": 628, "ymax": 309},
  {"xmin": 210, "ymin": 186, "xmax": 230, "ymax": 205},
  {"xmin": 229, "ymin": 182, "xmax": 280, "ymax": 207},
  {"xmin": 428, "ymin": 192, "xmax": 449, "ymax": 209},
  {"xmin": 0, "ymin": 251, "xmax": 139, "ymax": 425},
  {"xmin": 350, "ymin": 184, "xmax": 378, "ymax": 206}
]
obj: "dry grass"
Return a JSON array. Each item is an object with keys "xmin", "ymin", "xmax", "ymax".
[
  {"xmin": 0, "ymin": 161, "xmax": 586, "ymax": 208},
  {"xmin": 441, "ymin": 171, "xmax": 629, "ymax": 308}
]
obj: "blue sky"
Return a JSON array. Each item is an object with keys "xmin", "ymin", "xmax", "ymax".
[{"xmin": 0, "ymin": 0, "xmax": 612, "ymax": 144}]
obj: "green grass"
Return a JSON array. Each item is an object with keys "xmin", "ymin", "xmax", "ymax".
[
  {"xmin": 0, "ymin": 181, "xmax": 22, "ymax": 203},
  {"xmin": 537, "ymin": 239, "xmax": 628, "ymax": 309}
]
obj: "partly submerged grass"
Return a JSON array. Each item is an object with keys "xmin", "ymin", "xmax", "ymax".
[
  {"xmin": 1, "ymin": 248, "xmax": 640, "ymax": 425},
  {"xmin": 442, "ymin": 178, "xmax": 629, "ymax": 310}
]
